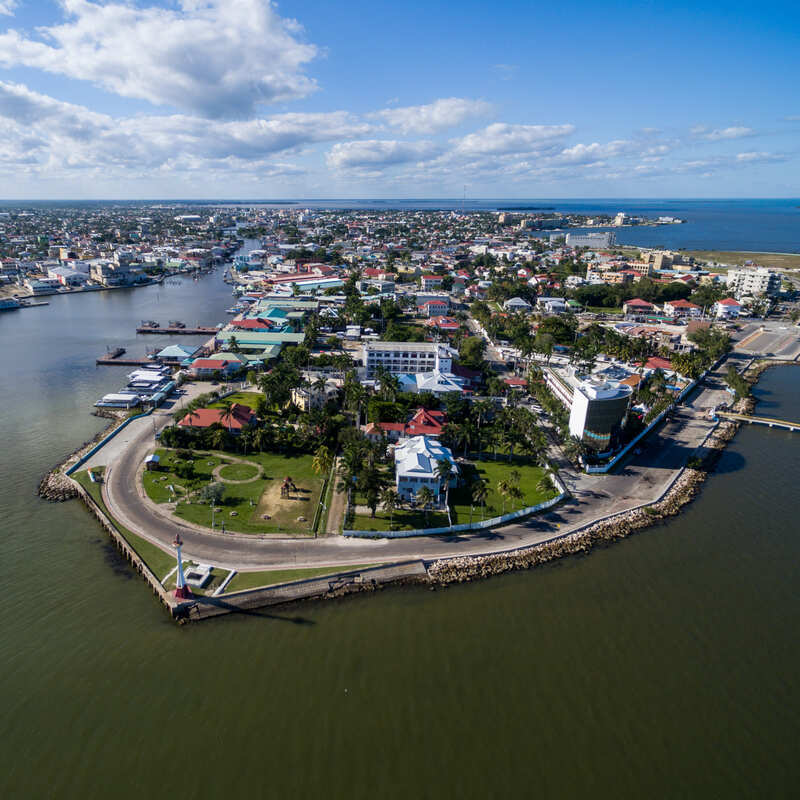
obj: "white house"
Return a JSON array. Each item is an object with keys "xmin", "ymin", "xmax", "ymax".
[
  {"xmin": 503, "ymin": 296, "xmax": 532, "ymax": 312},
  {"xmin": 394, "ymin": 435, "xmax": 458, "ymax": 503},
  {"xmin": 537, "ymin": 296, "xmax": 568, "ymax": 314},
  {"xmin": 713, "ymin": 297, "xmax": 742, "ymax": 318},
  {"xmin": 397, "ymin": 369, "xmax": 466, "ymax": 397}
]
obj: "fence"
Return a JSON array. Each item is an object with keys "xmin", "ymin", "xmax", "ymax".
[{"xmin": 344, "ymin": 474, "xmax": 567, "ymax": 538}]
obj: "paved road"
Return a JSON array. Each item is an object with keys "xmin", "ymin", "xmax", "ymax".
[{"xmin": 96, "ymin": 371, "xmax": 728, "ymax": 572}]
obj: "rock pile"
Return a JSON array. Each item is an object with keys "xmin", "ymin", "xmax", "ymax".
[{"xmin": 37, "ymin": 470, "xmax": 79, "ymax": 502}]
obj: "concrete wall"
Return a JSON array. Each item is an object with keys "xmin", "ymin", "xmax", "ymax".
[{"xmin": 66, "ymin": 409, "xmax": 154, "ymax": 476}]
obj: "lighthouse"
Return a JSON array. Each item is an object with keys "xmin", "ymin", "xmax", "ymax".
[{"xmin": 173, "ymin": 534, "xmax": 193, "ymax": 599}]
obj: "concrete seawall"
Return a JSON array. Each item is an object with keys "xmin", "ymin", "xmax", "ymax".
[{"xmin": 74, "ymin": 482, "xmax": 176, "ymax": 616}]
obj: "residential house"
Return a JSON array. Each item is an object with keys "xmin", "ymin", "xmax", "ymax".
[
  {"xmin": 178, "ymin": 402, "xmax": 257, "ymax": 432},
  {"xmin": 394, "ymin": 435, "xmax": 458, "ymax": 503}
]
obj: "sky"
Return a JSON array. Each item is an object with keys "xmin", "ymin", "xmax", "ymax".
[{"xmin": 0, "ymin": 0, "xmax": 798, "ymax": 199}]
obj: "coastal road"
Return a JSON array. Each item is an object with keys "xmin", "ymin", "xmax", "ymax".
[{"xmin": 97, "ymin": 376, "xmax": 727, "ymax": 573}]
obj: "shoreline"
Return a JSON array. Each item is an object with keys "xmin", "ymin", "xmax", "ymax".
[{"xmin": 48, "ymin": 359, "xmax": 793, "ymax": 620}]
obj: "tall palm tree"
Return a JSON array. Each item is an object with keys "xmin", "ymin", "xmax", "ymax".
[
  {"xmin": 219, "ymin": 399, "xmax": 235, "ymax": 432},
  {"xmin": 416, "ymin": 485, "xmax": 435, "ymax": 525},
  {"xmin": 435, "ymin": 458, "xmax": 452, "ymax": 509},
  {"xmin": 472, "ymin": 479, "xmax": 489, "ymax": 521},
  {"xmin": 312, "ymin": 444, "xmax": 333, "ymax": 477},
  {"xmin": 497, "ymin": 478, "xmax": 511, "ymax": 515},
  {"xmin": 380, "ymin": 487, "xmax": 400, "ymax": 528}
]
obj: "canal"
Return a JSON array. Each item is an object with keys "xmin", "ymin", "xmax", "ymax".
[{"xmin": 1, "ymin": 271, "xmax": 798, "ymax": 798}]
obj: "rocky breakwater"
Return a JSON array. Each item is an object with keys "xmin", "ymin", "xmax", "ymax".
[
  {"xmin": 37, "ymin": 415, "xmax": 123, "ymax": 502},
  {"xmin": 37, "ymin": 469, "xmax": 79, "ymax": 502},
  {"xmin": 428, "ymin": 415, "xmax": 745, "ymax": 588}
]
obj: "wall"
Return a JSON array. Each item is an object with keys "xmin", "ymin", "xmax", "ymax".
[{"xmin": 66, "ymin": 409, "xmax": 154, "ymax": 476}]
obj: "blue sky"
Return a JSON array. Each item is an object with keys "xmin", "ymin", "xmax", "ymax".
[{"xmin": 0, "ymin": 0, "xmax": 797, "ymax": 198}]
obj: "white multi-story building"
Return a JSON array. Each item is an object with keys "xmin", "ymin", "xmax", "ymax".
[
  {"xmin": 565, "ymin": 231, "xmax": 616, "ymax": 249},
  {"xmin": 362, "ymin": 341, "xmax": 455, "ymax": 378},
  {"xmin": 726, "ymin": 268, "xmax": 782, "ymax": 299},
  {"xmin": 545, "ymin": 369, "xmax": 632, "ymax": 454}
]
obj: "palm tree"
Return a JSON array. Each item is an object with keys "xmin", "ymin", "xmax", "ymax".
[
  {"xmin": 536, "ymin": 474, "xmax": 555, "ymax": 496},
  {"xmin": 380, "ymin": 487, "xmax": 400, "ymax": 528},
  {"xmin": 219, "ymin": 399, "xmax": 235, "ymax": 432},
  {"xmin": 435, "ymin": 458, "xmax": 452, "ymax": 509},
  {"xmin": 415, "ymin": 485, "xmax": 435, "ymax": 525},
  {"xmin": 497, "ymin": 478, "xmax": 511, "ymax": 515},
  {"xmin": 471, "ymin": 479, "xmax": 489, "ymax": 521},
  {"xmin": 312, "ymin": 444, "xmax": 333, "ymax": 477}
]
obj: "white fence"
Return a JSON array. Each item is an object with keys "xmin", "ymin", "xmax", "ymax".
[{"xmin": 344, "ymin": 475, "xmax": 567, "ymax": 538}]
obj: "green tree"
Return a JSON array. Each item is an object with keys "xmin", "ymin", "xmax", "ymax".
[{"xmin": 415, "ymin": 485, "xmax": 435, "ymax": 525}]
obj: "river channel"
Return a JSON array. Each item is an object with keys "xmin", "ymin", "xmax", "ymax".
[{"xmin": 1, "ymin": 268, "xmax": 799, "ymax": 798}]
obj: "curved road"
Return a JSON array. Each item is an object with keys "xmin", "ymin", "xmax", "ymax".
[{"xmin": 98, "ymin": 373, "xmax": 726, "ymax": 572}]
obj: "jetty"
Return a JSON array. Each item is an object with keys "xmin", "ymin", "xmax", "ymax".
[
  {"xmin": 717, "ymin": 411, "xmax": 800, "ymax": 432},
  {"xmin": 136, "ymin": 325, "xmax": 218, "ymax": 335}
]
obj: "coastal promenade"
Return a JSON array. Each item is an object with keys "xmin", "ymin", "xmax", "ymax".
[{"xmin": 94, "ymin": 369, "xmax": 731, "ymax": 573}]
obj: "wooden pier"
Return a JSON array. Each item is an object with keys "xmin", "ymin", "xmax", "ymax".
[
  {"xmin": 96, "ymin": 356, "xmax": 155, "ymax": 366},
  {"xmin": 136, "ymin": 325, "xmax": 218, "ymax": 335}
]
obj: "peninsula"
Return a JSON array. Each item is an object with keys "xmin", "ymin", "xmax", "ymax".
[{"xmin": 34, "ymin": 204, "xmax": 800, "ymax": 620}]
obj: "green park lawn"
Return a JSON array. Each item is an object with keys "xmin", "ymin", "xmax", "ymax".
[
  {"xmin": 73, "ymin": 469, "xmax": 175, "ymax": 579},
  {"xmin": 449, "ymin": 456, "xmax": 558, "ymax": 524},
  {"xmin": 142, "ymin": 448, "xmax": 325, "ymax": 535},
  {"xmin": 208, "ymin": 391, "xmax": 264, "ymax": 411},
  {"xmin": 225, "ymin": 564, "xmax": 376, "ymax": 593},
  {"xmin": 348, "ymin": 456, "xmax": 558, "ymax": 532},
  {"xmin": 218, "ymin": 462, "xmax": 259, "ymax": 481}
]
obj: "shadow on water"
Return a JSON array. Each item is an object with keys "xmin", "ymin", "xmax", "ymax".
[{"xmin": 190, "ymin": 597, "xmax": 318, "ymax": 625}]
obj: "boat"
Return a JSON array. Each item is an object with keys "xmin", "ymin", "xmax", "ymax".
[
  {"xmin": 168, "ymin": 320, "xmax": 186, "ymax": 328},
  {"xmin": 140, "ymin": 319, "xmax": 159, "ymax": 328},
  {"xmin": 0, "ymin": 298, "xmax": 21, "ymax": 311}
]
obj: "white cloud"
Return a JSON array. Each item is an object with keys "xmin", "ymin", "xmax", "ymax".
[
  {"xmin": 327, "ymin": 140, "xmax": 441, "ymax": 171},
  {"xmin": 375, "ymin": 98, "xmax": 492, "ymax": 134},
  {"xmin": 701, "ymin": 126, "xmax": 755, "ymax": 141},
  {"xmin": 735, "ymin": 151, "xmax": 785, "ymax": 163},
  {"xmin": 453, "ymin": 123, "xmax": 575, "ymax": 156},
  {"xmin": 554, "ymin": 140, "xmax": 632, "ymax": 164},
  {"xmin": 0, "ymin": 1, "xmax": 17, "ymax": 17},
  {"xmin": 0, "ymin": 0, "xmax": 318, "ymax": 118},
  {"xmin": 0, "ymin": 81, "xmax": 371, "ymax": 178}
]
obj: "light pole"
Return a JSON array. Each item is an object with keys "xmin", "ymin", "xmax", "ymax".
[{"xmin": 211, "ymin": 505, "xmax": 216, "ymax": 530}]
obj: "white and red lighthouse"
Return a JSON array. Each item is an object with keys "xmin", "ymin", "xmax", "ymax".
[{"xmin": 173, "ymin": 534, "xmax": 193, "ymax": 600}]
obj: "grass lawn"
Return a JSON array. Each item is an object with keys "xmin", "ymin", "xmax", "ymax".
[
  {"xmin": 142, "ymin": 449, "xmax": 223, "ymax": 503},
  {"xmin": 585, "ymin": 306, "xmax": 624, "ymax": 315},
  {"xmin": 208, "ymin": 391, "xmax": 264, "ymax": 411},
  {"xmin": 351, "ymin": 508, "xmax": 449, "ymax": 531},
  {"xmin": 218, "ymin": 462, "xmax": 259, "ymax": 481},
  {"xmin": 449, "ymin": 456, "xmax": 558, "ymax": 524},
  {"xmin": 686, "ymin": 250, "xmax": 800, "ymax": 270},
  {"xmin": 225, "ymin": 564, "xmax": 376, "ymax": 593},
  {"xmin": 144, "ymin": 448, "xmax": 325, "ymax": 535},
  {"xmin": 73, "ymin": 469, "xmax": 174, "ymax": 579},
  {"xmin": 164, "ymin": 566, "xmax": 230, "ymax": 596}
]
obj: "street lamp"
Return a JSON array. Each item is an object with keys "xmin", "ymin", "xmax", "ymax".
[{"xmin": 211, "ymin": 505, "xmax": 216, "ymax": 529}]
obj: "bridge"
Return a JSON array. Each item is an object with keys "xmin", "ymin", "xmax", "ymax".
[{"xmin": 717, "ymin": 411, "xmax": 800, "ymax": 432}]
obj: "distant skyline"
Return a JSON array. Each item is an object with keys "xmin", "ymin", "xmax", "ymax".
[{"xmin": 0, "ymin": 0, "xmax": 798, "ymax": 199}]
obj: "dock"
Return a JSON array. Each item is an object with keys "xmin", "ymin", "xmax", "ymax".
[
  {"xmin": 717, "ymin": 411, "xmax": 800, "ymax": 432},
  {"xmin": 96, "ymin": 356, "xmax": 155, "ymax": 366},
  {"xmin": 136, "ymin": 325, "xmax": 218, "ymax": 335}
]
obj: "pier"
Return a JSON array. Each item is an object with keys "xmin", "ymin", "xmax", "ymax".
[
  {"xmin": 96, "ymin": 356, "xmax": 155, "ymax": 366},
  {"xmin": 717, "ymin": 411, "xmax": 800, "ymax": 432},
  {"xmin": 136, "ymin": 325, "xmax": 218, "ymax": 335}
]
